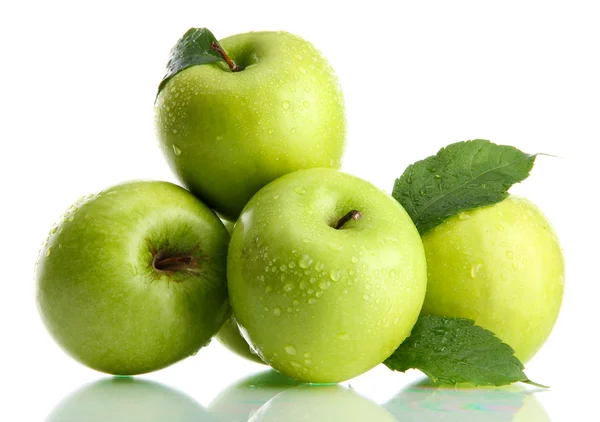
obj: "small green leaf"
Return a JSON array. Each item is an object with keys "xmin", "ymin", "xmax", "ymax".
[
  {"xmin": 384, "ymin": 316, "xmax": 544, "ymax": 387},
  {"xmin": 157, "ymin": 28, "xmax": 224, "ymax": 96},
  {"xmin": 392, "ymin": 139, "xmax": 535, "ymax": 234}
]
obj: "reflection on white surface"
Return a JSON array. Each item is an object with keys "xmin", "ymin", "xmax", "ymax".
[
  {"xmin": 249, "ymin": 385, "xmax": 396, "ymax": 422},
  {"xmin": 210, "ymin": 369, "xmax": 394, "ymax": 421},
  {"xmin": 208, "ymin": 370, "xmax": 304, "ymax": 421},
  {"xmin": 46, "ymin": 377, "xmax": 215, "ymax": 422},
  {"xmin": 385, "ymin": 380, "xmax": 551, "ymax": 421}
]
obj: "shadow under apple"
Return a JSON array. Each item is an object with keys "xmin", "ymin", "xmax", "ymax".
[
  {"xmin": 47, "ymin": 377, "xmax": 215, "ymax": 422},
  {"xmin": 384, "ymin": 378, "xmax": 551, "ymax": 422}
]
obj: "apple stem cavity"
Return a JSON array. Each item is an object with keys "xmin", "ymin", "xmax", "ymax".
[
  {"xmin": 335, "ymin": 210, "xmax": 362, "ymax": 230},
  {"xmin": 210, "ymin": 42, "xmax": 240, "ymax": 72},
  {"xmin": 153, "ymin": 255, "xmax": 198, "ymax": 272}
]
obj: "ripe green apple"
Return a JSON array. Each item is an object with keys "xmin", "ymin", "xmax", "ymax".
[
  {"xmin": 227, "ymin": 168, "xmax": 427, "ymax": 383},
  {"xmin": 216, "ymin": 315, "xmax": 265, "ymax": 364},
  {"xmin": 215, "ymin": 219, "xmax": 265, "ymax": 364},
  {"xmin": 155, "ymin": 31, "xmax": 346, "ymax": 221},
  {"xmin": 36, "ymin": 181, "xmax": 230, "ymax": 375},
  {"xmin": 421, "ymin": 195, "xmax": 564, "ymax": 363}
]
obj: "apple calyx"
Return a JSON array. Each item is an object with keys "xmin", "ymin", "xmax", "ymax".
[
  {"xmin": 210, "ymin": 42, "xmax": 240, "ymax": 72},
  {"xmin": 334, "ymin": 210, "xmax": 362, "ymax": 229},
  {"xmin": 153, "ymin": 254, "xmax": 199, "ymax": 272}
]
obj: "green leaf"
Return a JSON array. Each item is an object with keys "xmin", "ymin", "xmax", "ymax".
[
  {"xmin": 157, "ymin": 28, "xmax": 224, "ymax": 96},
  {"xmin": 384, "ymin": 316, "xmax": 545, "ymax": 387},
  {"xmin": 392, "ymin": 139, "xmax": 535, "ymax": 234}
]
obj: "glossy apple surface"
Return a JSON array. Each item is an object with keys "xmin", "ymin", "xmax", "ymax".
[
  {"xmin": 228, "ymin": 168, "xmax": 427, "ymax": 382},
  {"xmin": 155, "ymin": 31, "xmax": 346, "ymax": 221},
  {"xmin": 36, "ymin": 181, "xmax": 230, "ymax": 375},
  {"xmin": 421, "ymin": 195, "xmax": 564, "ymax": 362}
]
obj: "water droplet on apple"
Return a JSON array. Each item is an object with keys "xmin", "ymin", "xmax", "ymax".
[
  {"xmin": 506, "ymin": 251, "xmax": 514, "ymax": 259},
  {"xmin": 299, "ymin": 254, "xmax": 313, "ymax": 268},
  {"xmin": 303, "ymin": 100, "xmax": 310, "ymax": 108},
  {"xmin": 280, "ymin": 264, "xmax": 287, "ymax": 272},
  {"xmin": 319, "ymin": 280, "xmax": 331, "ymax": 290},
  {"xmin": 45, "ymin": 247, "xmax": 52, "ymax": 257},
  {"xmin": 291, "ymin": 127, "xmax": 297, "ymax": 134},
  {"xmin": 351, "ymin": 256, "xmax": 359, "ymax": 264},
  {"xmin": 389, "ymin": 269, "xmax": 396, "ymax": 277},
  {"xmin": 268, "ymin": 129, "xmax": 274, "ymax": 134},
  {"xmin": 363, "ymin": 294, "xmax": 370, "ymax": 301},
  {"xmin": 293, "ymin": 300, "xmax": 300, "ymax": 306},
  {"xmin": 273, "ymin": 307, "xmax": 281, "ymax": 316},
  {"xmin": 172, "ymin": 144, "xmax": 181, "ymax": 156},
  {"xmin": 172, "ymin": 128, "xmax": 178, "ymax": 134},
  {"xmin": 284, "ymin": 283, "xmax": 294, "ymax": 292},
  {"xmin": 285, "ymin": 345, "xmax": 297, "ymax": 355},
  {"xmin": 265, "ymin": 286, "xmax": 272, "ymax": 293},
  {"xmin": 308, "ymin": 298, "xmax": 316, "ymax": 304},
  {"xmin": 281, "ymin": 100, "xmax": 291, "ymax": 110},
  {"xmin": 293, "ymin": 186, "xmax": 306, "ymax": 194},
  {"xmin": 458, "ymin": 212, "xmax": 470, "ymax": 220},
  {"xmin": 470, "ymin": 263, "xmax": 483, "ymax": 279},
  {"xmin": 329, "ymin": 270, "xmax": 341, "ymax": 281},
  {"xmin": 289, "ymin": 86, "xmax": 296, "ymax": 92}
]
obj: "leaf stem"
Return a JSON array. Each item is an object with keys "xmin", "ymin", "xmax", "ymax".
[
  {"xmin": 210, "ymin": 42, "xmax": 240, "ymax": 72},
  {"xmin": 335, "ymin": 210, "xmax": 362, "ymax": 229}
]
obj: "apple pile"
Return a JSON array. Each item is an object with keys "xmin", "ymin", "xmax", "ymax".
[{"xmin": 35, "ymin": 29, "xmax": 564, "ymax": 386}]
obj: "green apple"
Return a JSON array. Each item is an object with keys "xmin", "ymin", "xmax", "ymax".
[
  {"xmin": 215, "ymin": 219, "xmax": 265, "ymax": 364},
  {"xmin": 421, "ymin": 195, "xmax": 564, "ymax": 363},
  {"xmin": 250, "ymin": 385, "xmax": 397, "ymax": 422},
  {"xmin": 227, "ymin": 168, "xmax": 427, "ymax": 383},
  {"xmin": 216, "ymin": 315, "xmax": 265, "ymax": 364},
  {"xmin": 47, "ymin": 378, "xmax": 212, "ymax": 422},
  {"xmin": 36, "ymin": 181, "xmax": 230, "ymax": 375},
  {"xmin": 155, "ymin": 30, "xmax": 346, "ymax": 221}
]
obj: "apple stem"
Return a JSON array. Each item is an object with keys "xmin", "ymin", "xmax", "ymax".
[
  {"xmin": 335, "ymin": 210, "xmax": 362, "ymax": 229},
  {"xmin": 210, "ymin": 42, "xmax": 240, "ymax": 72},
  {"xmin": 154, "ymin": 255, "xmax": 198, "ymax": 272}
]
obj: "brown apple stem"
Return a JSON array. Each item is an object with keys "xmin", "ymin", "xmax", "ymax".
[
  {"xmin": 335, "ymin": 210, "xmax": 362, "ymax": 229},
  {"xmin": 154, "ymin": 255, "xmax": 197, "ymax": 272},
  {"xmin": 210, "ymin": 42, "xmax": 240, "ymax": 72}
]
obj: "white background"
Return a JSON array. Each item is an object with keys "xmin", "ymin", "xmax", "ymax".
[{"xmin": 1, "ymin": 1, "xmax": 598, "ymax": 420}]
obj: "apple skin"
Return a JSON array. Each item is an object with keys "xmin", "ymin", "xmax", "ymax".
[
  {"xmin": 421, "ymin": 195, "xmax": 564, "ymax": 363},
  {"xmin": 216, "ymin": 315, "xmax": 265, "ymax": 364},
  {"xmin": 227, "ymin": 168, "xmax": 427, "ymax": 383},
  {"xmin": 215, "ymin": 219, "xmax": 265, "ymax": 364},
  {"xmin": 155, "ymin": 31, "xmax": 346, "ymax": 221},
  {"xmin": 36, "ymin": 181, "xmax": 230, "ymax": 375}
]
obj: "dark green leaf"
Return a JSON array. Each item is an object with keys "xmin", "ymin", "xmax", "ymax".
[
  {"xmin": 157, "ymin": 28, "xmax": 224, "ymax": 96},
  {"xmin": 384, "ymin": 316, "xmax": 544, "ymax": 387},
  {"xmin": 392, "ymin": 139, "xmax": 535, "ymax": 234}
]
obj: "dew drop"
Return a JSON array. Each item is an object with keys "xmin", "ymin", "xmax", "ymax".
[
  {"xmin": 319, "ymin": 281, "xmax": 331, "ymax": 290},
  {"xmin": 315, "ymin": 262, "xmax": 325, "ymax": 271},
  {"xmin": 293, "ymin": 300, "xmax": 300, "ymax": 306},
  {"xmin": 351, "ymin": 256, "xmax": 358, "ymax": 264},
  {"xmin": 172, "ymin": 144, "xmax": 181, "ymax": 156},
  {"xmin": 283, "ymin": 283, "xmax": 294, "ymax": 292},
  {"xmin": 299, "ymin": 254, "xmax": 313, "ymax": 268},
  {"xmin": 291, "ymin": 127, "xmax": 297, "ymax": 134},
  {"xmin": 45, "ymin": 247, "xmax": 52, "ymax": 257},
  {"xmin": 337, "ymin": 332, "xmax": 350, "ymax": 340},
  {"xmin": 294, "ymin": 186, "xmax": 306, "ymax": 195},
  {"xmin": 285, "ymin": 345, "xmax": 297, "ymax": 355},
  {"xmin": 470, "ymin": 263, "xmax": 483, "ymax": 279},
  {"xmin": 273, "ymin": 307, "xmax": 281, "ymax": 316},
  {"xmin": 281, "ymin": 100, "xmax": 291, "ymax": 110},
  {"xmin": 506, "ymin": 251, "xmax": 514, "ymax": 259},
  {"xmin": 329, "ymin": 270, "xmax": 341, "ymax": 281},
  {"xmin": 458, "ymin": 212, "xmax": 470, "ymax": 220},
  {"xmin": 302, "ymin": 100, "xmax": 310, "ymax": 108},
  {"xmin": 308, "ymin": 298, "xmax": 316, "ymax": 305},
  {"xmin": 216, "ymin": 135, "xmax": 223, "ymax": 140}
]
